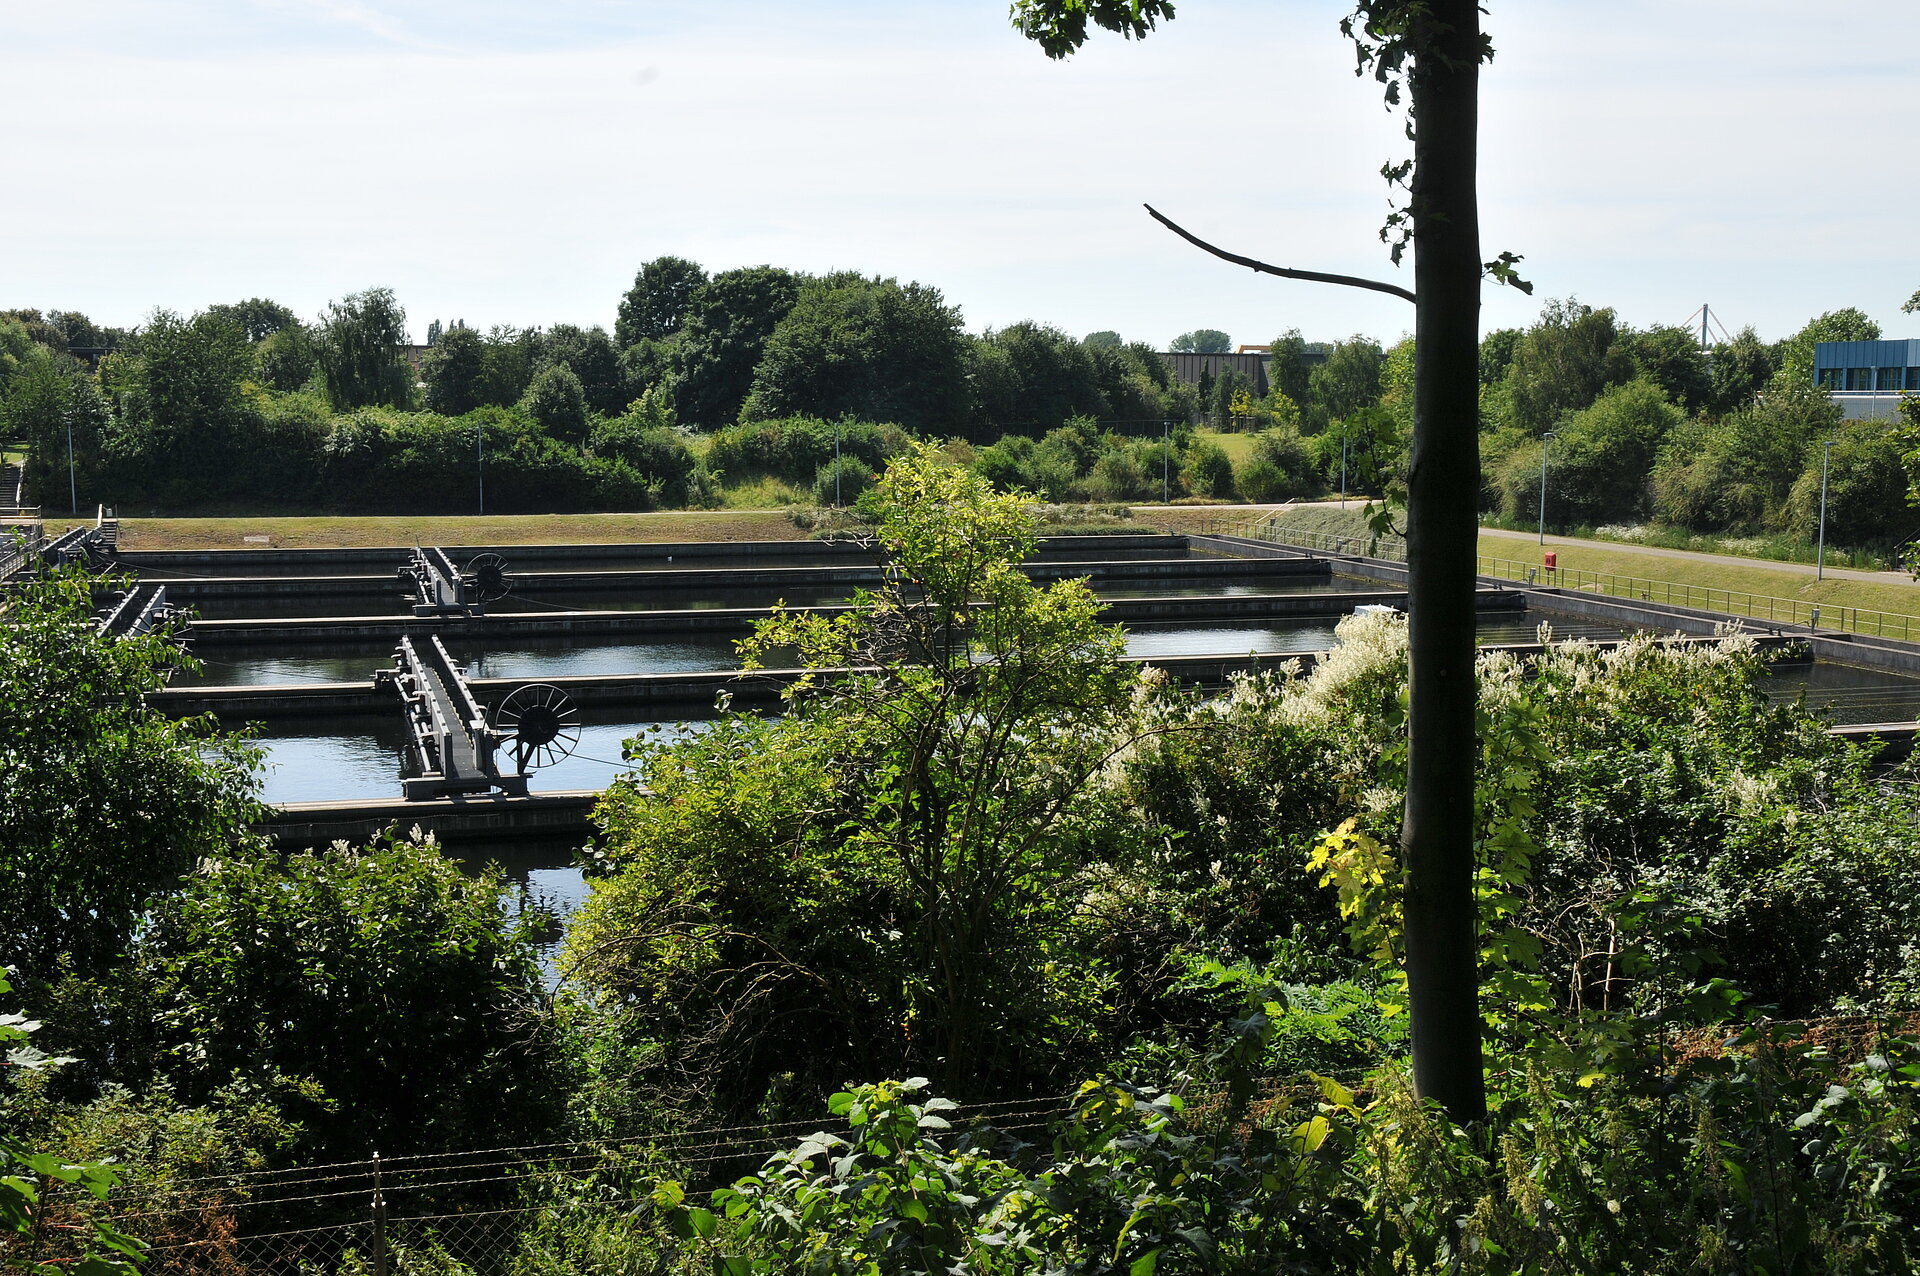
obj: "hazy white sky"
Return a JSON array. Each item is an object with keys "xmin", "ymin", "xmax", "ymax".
[{"xmin": 5, "ymin": 1, "xmax": 1915, "ymax": 348}]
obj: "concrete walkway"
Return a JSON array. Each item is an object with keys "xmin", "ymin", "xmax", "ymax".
[{"xmin": 1479, "ymin": 525, "xmax": 1917, "ymax": 588}]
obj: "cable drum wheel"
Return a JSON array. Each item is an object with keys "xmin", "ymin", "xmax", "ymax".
[
  {"xmin": 496, "ymin": 683, "xmax": 581, "ymax": 773},
  {"xmin": 466, "ymin": 553, "xmax": 514, "ymax": 604}
]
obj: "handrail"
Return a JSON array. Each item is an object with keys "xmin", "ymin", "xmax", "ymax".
[
  {"xmin": 1216, "ymin": 517, "xmax": 1408, "ymax": 563},
  {"xmin": 1214, "ymin": 519, "xmax": 1920, "ymax": 644},
  {"xmin": 1474, "ymin": 554, "xmax": 1920, "ymax": 642}
]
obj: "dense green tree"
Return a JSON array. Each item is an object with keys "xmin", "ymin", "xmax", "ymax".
[
  {"xmin": 2, "ymin": 350, "xmax": 107, "ymax": 508},
  {"xmin": 1267, "ymin": 328, "xmax": 1316, "ymax": 409},
  {"xmin": 1505, "ymin": 298, "xmax": 1632, "ymax": 435},
  {"xmin": 118, "ymin": 308, "xmax": 258, "ymax": 502},
  {"xmin": 1776, "ymin": 306, "xmax": 1880, "ymax": 390},
  {"xmin": 542, "ymin": 324, "xmax": 625, "ymax": 414},
  {"xmin": 521, "ymin": 363, "xmax": 590, "ymax": 443},
  {"xmin": 1785, "ymin": 419, "xmax": 1911, "ymax": 547},
  {"xmin": 140, "ymin": 309, "xmax": 251, "ymax": 433},
  {"xmin": 254, "ymin": 322, "xmax": 317, "ymax": 393},
  {"xmin": 1083, "ymin": 329, "xmax": 1122, "ymax": 348},
  {"xmin": 673, "ymin": 267, "xmax": 802, "ymax": 427},
  {"xmin": 476, "ymin": 325, "xmax": 545, "ymax": 407},
  {"xmin": 1477, "ymin": 326, "xmax": 1522, "ymax": 386},
  {"xmin": 1620, "ymin": 324, "xmax": 1710, "ymax": 413},
  {"xmin": 1169, "ymin": 328, "xmax": 1231, "ymax": 353},
  {"xmin": 1092, "ymin": 340, "xmax": 1176, "ymax": 425},
  {"xmin": 615, "ymin": 255, "xmax": 708, "ymax": 348},
  {"xmin": 0, "ymin": 315, "xmax": 37, "ymax": 388},
  {"xmin": 617, "ymin": 335, "xmax": 677, "ymax": 401},
  {"xmin": 1379, "ymin": 335, "xmax": 1416, "ymax": 429},
  {"xmin": 0, "ymin": 572, "xmax": 261, "ymax": 995},
  {"xmin": 742, "ymin": 273, "xmax": 970, "ymax": 433},
  {"xmin": 973, "ymin": 321, "xmax": 1106, "ymax": 433},
  {"xmin": 571, "ymin": 448, "xmax": 1145, "ymax": 1105},
  {"xmin": 314, "ymin": 287, "xmax": 412, "ymax": 411},
  {"xmin": 421, "ymin": 324, "xmax": 487, "ymax": 415},
  {"xmin": 1498, "ymin": 378, "xmax": 1682, "ymax": 527},
  {"xmin": 1307, "ymin": 334, "xmax": 1385, "ymax": 426},
  {"xmin": 1652, "ymin": 379, "xmax": 1841, "ymax": 531},
  {"xmin": 1707, "ymin": 325, "xmax": 1778, "ymax": 415},
  {"xmin": 205, "ymin": 298, "xmax": 299, "ymax": 343}
]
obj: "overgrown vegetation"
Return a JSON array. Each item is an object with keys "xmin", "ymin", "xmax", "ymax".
[{"xmin": 9, "ymin": 439, "xmax": 1920, "ymax": 1276}]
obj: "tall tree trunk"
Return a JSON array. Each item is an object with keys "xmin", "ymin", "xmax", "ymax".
[{"xmin": 1401, "ymin": 0, "xmax": 1487, "ymax": 1122}]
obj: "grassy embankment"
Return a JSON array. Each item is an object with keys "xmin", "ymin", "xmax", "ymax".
[{"xmin": 1264, "ymin": 503, "xmax": 1920, "ymax": 620}]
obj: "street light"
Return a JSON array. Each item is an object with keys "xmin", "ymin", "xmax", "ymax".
[
  {"xmin": 1816, "ymin": 437, "xmax": 1834, "ymax": 580},
  {"xmin": 1162, "ymin": 420, "xmax": 1171, "ymax": 504},
  {"xmin": 1340, "ymin": 426, "xmax": 1349, "ymax": 510},
  {"xmin": 476, "ymin": 421, "xmax": 485, "ymax": 515},
  {"xmin": 1538, "ymin": 430, "xmax": 1556, "ymax": 545},
  {"xmin": 65, "ymin": 412, "xmax": 77, "ymax": 515},
  {"xmin": 834, "ymin": 421, "xmax": 842, "ymax": 507}
]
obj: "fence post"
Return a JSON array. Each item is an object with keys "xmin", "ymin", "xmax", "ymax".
[{"xmin": 371, "ymin": 1151, "xmax": 389, "ymax": 1276}]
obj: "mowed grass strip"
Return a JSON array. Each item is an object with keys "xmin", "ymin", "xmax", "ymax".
[
  {"xmin": 118, "ymin": 505, "xmax": 1258, "ymax": 550},
  {"xmin": 1476, "ymin": 533, "xmax": 1920, "ymax": 621},
  {"xmin": 116, "ymin": 510, "xmax": 807, "ymax": 551}
]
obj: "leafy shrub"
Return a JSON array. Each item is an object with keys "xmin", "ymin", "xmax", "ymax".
[
  {"xmin": 811, "ymin": 455, "xmax": 874, "ymax": 506},
  {"xmin": 1234, "ymin": 427, "xmax": 1319, "ymax": 501},
  {"xmin": 136, "ymin": 834, "xmax": 564, "ymax": 1160},
  {"xmin": 704, "ymin": 416, "xmax": 897, "ymax": 487},
  {"xmin": 1182, "ymin": 436, "xmax": 1235, "ymax": 498}
]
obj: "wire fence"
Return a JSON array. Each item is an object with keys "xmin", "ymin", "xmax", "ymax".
[
  {"xmin": 1211, "ymin": 518, "xmax": 1920, "ymax": 643},
  {"xmin": 22, "ymin": 1091, "xmax": 1091, "ymax": 1276},
  {"xmin": 1474, "ymin": 555, "xmax": 1920, "ymax": 641}
]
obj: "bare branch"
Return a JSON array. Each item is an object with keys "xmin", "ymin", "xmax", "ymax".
[{"xmin": 1143, "ymin": 204, "xmax": 1416, "ymax": 305}]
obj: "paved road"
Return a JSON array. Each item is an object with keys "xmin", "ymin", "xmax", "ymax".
[{"xmin": 1479, "ymin": 525, "xmax": 1916, "ymax": 588}]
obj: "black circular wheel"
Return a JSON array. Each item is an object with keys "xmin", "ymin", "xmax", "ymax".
[
  {"xmin": 497, "ymin": 683, "xmax": 580, "ymax": 772},
  {"xmin": 466, "ymin": 552, "xmax": 514, "ymax": 603}
]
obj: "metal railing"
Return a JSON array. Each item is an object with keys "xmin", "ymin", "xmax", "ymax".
[
  {"xmin": 1207, "ymin": 519, "xmax": 1920, "ymax": 643},
  {"xmin": 1475, "ymin": 555, "xmax": 1920, "ymax": 642},
  {"xmin": 1214, "ymin": 514, "xmax": 1409, "ymax": 562},
  {"xmin": 0, "ymin": 526, "xmax": 46, "ymax": 582}
]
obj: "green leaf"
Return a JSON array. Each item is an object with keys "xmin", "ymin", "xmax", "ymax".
[
  {"xmin": 1129, "ymin": 1249, "xmax": 1163, "ymax": 1276},
  {"xmin": 686, "ymin": 1206, "xmax": 718, "ymax": 1239}
]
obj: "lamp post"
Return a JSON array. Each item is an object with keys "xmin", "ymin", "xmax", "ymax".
[
  {"xmin": 1340, "ymin": 426, "xmax": 1349, "ymax": 509},
  {"xmin": 1816, "ymin": 437, "xmax": 1834, "ymax": 580},
  {"xmin": 834, "ymin": 421, "xmax": 842, "ymax": 507},
  {"xmin": 1162, "ymin": 419, "xmax": 1171, "ymax": 504},
  {"xmin": 1538, "ymin": 431, "xmax": 1556, "ymax": 545},
  {"xmin": 65, "ymin": 412, "xmax": 77, "ymax": 515},
  {"xmin": 476, "ymin": 422, "xmax": 485, "ymax": 516}
]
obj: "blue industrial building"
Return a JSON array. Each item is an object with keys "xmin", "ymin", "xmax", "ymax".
[{"xmin": 1813, "ymin": 339, "xmax": 1920, "ymax": 419}]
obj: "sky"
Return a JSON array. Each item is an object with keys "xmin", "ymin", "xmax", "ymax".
[{"xmin": 4, "ymin": 0, "xmax": 1916, "ymax": 349}]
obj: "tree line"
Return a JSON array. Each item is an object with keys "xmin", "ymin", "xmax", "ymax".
[{"xmin": 2, "ymin": 281, "xmax": 1914, "ymax": 554}]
